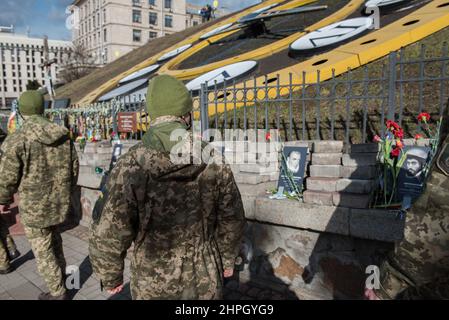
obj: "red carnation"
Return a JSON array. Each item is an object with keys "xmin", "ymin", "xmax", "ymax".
[
  {"xmin": 417, "ymin": 112, "xmax": 430, "ymax": 123},
  {"xmin": 265, "ymin": 132, "xmax": 271, "ymax": 142},
  {"xmin": 414, "ymin": 133, "xmax": 422, "ymax": 140},
  {"xmin": 394, "ymin": 128, "xmax": 404, "ymax": 139},
  {"xmin": 386, "ymin": 120, "xmax": 400, "ymax": 131},
  {"xmin": 390, "ymin": 147, "xmax": 401, "ymax": 158}
]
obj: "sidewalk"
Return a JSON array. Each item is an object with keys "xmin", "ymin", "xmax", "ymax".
[
  {"xmin": 0, "ymin": 225, "xmax": 297, "ymax": 300},
  {"xmin": 0, "ymin": 226, "xmax": 131, "ymax": 300}
]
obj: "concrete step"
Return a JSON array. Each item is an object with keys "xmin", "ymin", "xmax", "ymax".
[
  {"xmin": 311, "ymin": 153, "xmax": 342, "ymax": 165},
  {"xmin": 332, "ymin": 192, "xmax": 371, "ymax": 209},
  {"xmin": 309, "ymin": 165, "xmax": 341, "ymax": 178},
  {"xmin": 313, "ymin": 141, "xmax": 343, "ymax": 153},
  {"xmin": 335, "ymin": 179, "xmax": 375, "ymax": 194},
  {"xmin": 306, "ymin": 177, "xmax": 339, "ymax": 192},
  {"xmin": 342, "ymin": 153, "xmax": 377, "ymax": 166},
  {"xmin": 303, "ymin": 190, "xmax": 333, "ymax": 206},
  {"xmin": 341, "ymin": 165, "xmax": 377, "ymax": 179}
]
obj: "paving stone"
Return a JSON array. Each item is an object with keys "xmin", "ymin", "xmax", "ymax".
[{"xmin": 6, "ymin": 282, "xmax": 42, "ymax": 300}]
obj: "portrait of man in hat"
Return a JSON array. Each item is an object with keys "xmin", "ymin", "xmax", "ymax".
[{"xmin": 397, "ymin": 146, "xmax": 431, "ymax": 202}]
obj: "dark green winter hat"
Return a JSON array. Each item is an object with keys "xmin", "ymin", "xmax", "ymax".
[
  {"xmin": 146, "ymin": 75, "xmax": 192, "ymax": 119},
  {"xmin": 18, "ymin": 91, "xmax": 45, "ymax": 116}
]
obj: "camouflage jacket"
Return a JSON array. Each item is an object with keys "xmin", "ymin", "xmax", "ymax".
[
  {"xmin": 376, "ymin": 133, "xmax": 449, "ymax": 299},
  {"xmin": 0, "ymin": 115, "xmax": 79, "ymax": 228},
  {"xmin": 89, "ymin": 141, "xmax": 246, "ymax": 300}
]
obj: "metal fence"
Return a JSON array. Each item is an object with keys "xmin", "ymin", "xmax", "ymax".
[
  {"xmin": 32, "ymin": 43, "xmax": 449, "ymax": 145},
  {"xmin": 198, "ymin": 43, "xmax": 449, "ymax": 145}
]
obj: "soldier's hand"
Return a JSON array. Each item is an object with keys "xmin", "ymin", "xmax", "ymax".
[
  {"xmin": 223, "ymin": 269, "xmax": 234, "ymax": 278},
  {"xmin": 0, "ymin": 204, "xmax": 10, "ymax": 214},
  {"xmin": 107, "ymin": 284, "xmax": 124, "ymax": 295}
]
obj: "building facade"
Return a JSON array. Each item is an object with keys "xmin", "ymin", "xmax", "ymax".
[
  {"xmin": 0, "ymin": 26, "xmax": 71, "ymax": 109},
  {"xmin": 72, "ymin": 0, "xmax": 188, "ymax": 65}
]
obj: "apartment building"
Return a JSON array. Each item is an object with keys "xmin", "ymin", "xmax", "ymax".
[
  {"xmin": 0, "ymin": 26, "xmax": 71, "ymax": 109},
  {"xmin": 72, "ymin": 0, "xmax": 187, "ymax": 65}
]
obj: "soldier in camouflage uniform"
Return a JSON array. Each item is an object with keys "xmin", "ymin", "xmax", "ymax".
[
  {"xmin": 0, "ymin": 91, "xmax": 79, "ymax": 300},
  {"xmin": 0, "ymin": 127, "xmax": 20, "ymax": 274},
  {"xmin": 366, "ymin": 110, "xmax": 449, "ymax": 300},
  {"xmin": 89, "ymin": 75, "xmax": 246, "ymax": 299}
]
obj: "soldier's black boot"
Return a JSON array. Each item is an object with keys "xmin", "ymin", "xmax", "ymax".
[
  {"xmin": 38, "ymin": 292, "xmax": 69, "ymax": 300},
  {"xmin": 0, "ymin": 265, "xmax": 15, "ymax": 275},
  {"xmin": 8, "ymin": 249, "xmax": 20, "ymax": 260}
]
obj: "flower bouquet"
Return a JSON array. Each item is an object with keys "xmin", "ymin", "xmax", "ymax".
[{"xmin": 371, "ymin": 112, "xmax": 442, "ymax": 208}]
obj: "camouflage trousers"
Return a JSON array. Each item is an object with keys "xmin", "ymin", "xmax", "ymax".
[
  {"xmin": 0, "ymin": 216, "xmax": 17, "ymax": 270},
  {"xmin": 24, "ymin": 226, "xmax": 67, "ymax": 296}
]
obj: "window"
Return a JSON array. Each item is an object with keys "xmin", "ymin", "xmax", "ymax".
[
  {"xmin": 165, "ymin": 15, "xmax": 172, "ymax": 28},
  {"xmin": 193, "ymin": 21, "xmax": 198, "ymax": 26},
  {"xmin": 103, "ymin": 9, "xmax": 106, "ymax": 23},
  {"xmin": 164, "ymin": 0, "xmax": 171, "ymax": 9},
  {"xmin": 149, "ymin": 31, "xmax": 157, "ymax": 39},
  {"xmin": 133, "ymin": 10, "xmax": 141, "ymax": 23},
  {"xmin": 133, "ymin": 29, "xmax": 141, "ymax": 42},
  {"xmin": 149, "ymin": 0, "xmax": 155, "ymax": 5},
  {"xmin": 149, "ymin": 12, "xmax": 157, "ymax": 25},
  {"xmin": 132, "ymin": 0, "xmax": 141, "ymax": 6},
  {"xmin": 103, "ymin": 29, "xmax": 107, "ymax": 42}
]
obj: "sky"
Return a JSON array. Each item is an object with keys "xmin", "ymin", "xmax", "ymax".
[{"xmin": 0, "ymin": 0, "xmax": 260, "ymax": 41}]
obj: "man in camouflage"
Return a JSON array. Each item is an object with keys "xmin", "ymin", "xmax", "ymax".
[
  {"xmin": 0, "ymin": 91, "xmax": 79, "ymax": 300},
  {"xmin": 0, "ymin": 127, "xmax": 20, "ymax": 274},
  {"xmin": 366, "ymin": 110, "xmax": 449, "ymax": 300},
  {"xmin": 89, "ymin": 75, "xmax": 246, "ymax": 299}
]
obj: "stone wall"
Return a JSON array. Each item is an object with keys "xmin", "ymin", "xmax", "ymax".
[{"xmin": 75, "ymin": 139, "xmax": 417, "ymax": 299}]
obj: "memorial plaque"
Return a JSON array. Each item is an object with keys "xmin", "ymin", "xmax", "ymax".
[
  {"xmin": 277, "ymin": 146, "xmax": 308, "ymax": 194},
  {"xmin": 117, "ymin": 112, "xmax": 137, "ymax": 133},
  {"xmin": 397, "ymin": 146, "xmax": 431, "ymax": 202}
]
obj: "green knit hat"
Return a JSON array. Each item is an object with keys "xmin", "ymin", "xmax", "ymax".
[
  {"xmin": 146, "ymin": 75, "xmax": 192, "ymax": 119},
  {"xmin": 18, "ymin": 91, "xmax": 45, "ymax": 116}
]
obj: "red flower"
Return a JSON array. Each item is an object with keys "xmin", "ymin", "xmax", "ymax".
[
  {"xmin": 390, "ymin": 147, "xmax": 401, "ymax": 158},
  {"xmin": 417, "ymin": 112, "xmax": 430, "ymax": 123},
  {"xmin": 394, "ymin": 128, "xmax": 404, "ymax": 139},
  {"xmin": 414, "ymin": 133, "xmax": 422, "ymax": 140},
  {"xmin": 265, "ymin": 132, "xmax": 271, "ymax": 142},
  {"xmin": 386, "ymin": 120, "xmax": 400, "ymax": 131},
  {"xmin": 396, "ymin": 140, "xmax": 404, "ymax": 149},
  {"xmin": 373, "ymin": 135, "xmax": 381, "ymax": 143}
]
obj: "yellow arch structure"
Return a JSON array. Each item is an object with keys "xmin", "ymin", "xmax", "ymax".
[
  {"xmin": 205, "ymin": 0, "xmax": 449, "ymax": 115},
  {"xmin": 159, "ymin": 0, "xmax": 364, "ymax": 80},
  {"xmin": 78, "ymin": 0, "xmax": 296, "ymax": 105}
]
